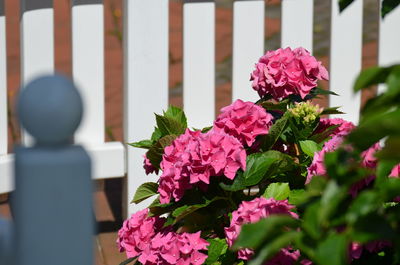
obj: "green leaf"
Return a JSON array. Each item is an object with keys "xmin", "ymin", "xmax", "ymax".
[
  {"xmin": 118, "ymin": 257, "xmax": 136, "ymax": 265},
  {"xmin": 151, "ymin": 127, "xmax": 162, "ymax": 141},
  {"xmin": 354, "ymin": 66, "xmax": 393, "ymax": 92},
  {"xmin": 205, "ymin": 238, "xmax": 228, "ymax": 265},
  {"xmin": 382, "ymin": 0, "xmax": 400, "ymax": 18},
  {"xmin": 263, "ymin": 112, "xmax": 290, "ymax": 150},
  {"xmin": 155, "ymin": 114, "xmax": 186, "ymax": 136},
  {"xmin": 288, "ymin": 189, "xmax": 307, "ymax": 206},
  {"xmin": 131, "ymin": 182, "xmax": 159, "ymax": 204},
  {"xmin": 247, "ymin": 231, "xmax": 300, "ymax": 265},
  {"xmin": 127, "ymin": 139, "xmax": 153, "ymax": 149},
  {"xmin": 201, "ymin": 126, "xmax": 213, "ymax": 133},
  {"xmin": 243, "ymin": 151, "xmax": 296, "ymax": 186},
  {"xmin": 171, "ymin": 197, "xmax": 225, "ymax": 224},
  {"xmin": 352, "ymin": 213, "xmax": 396, "ymax": 243},
  {"xmin": 299, "ymin": 140, "xmax": 321, "ymax": 157},
  {"xmin": 164, "ymin": 105, "xmax": 187, "ymax": 127},
  {"xmin": 303, "ymin": 202, "xmax": 322, "ymax": 240},
  {"xmin": 158, "ymin": 135, "xmax": 177, "ymax": 148},
  {"xmin": 148, "ymin": 197, "xmax": 175, "ymax": 216},
  {"xmin": 146, "ymin": 135, "xmax": 177, "ymax": 168},
  {"xmin": 263, "ymin": 182, "xmax": 290, "ymax": 200},
  {"xmin": 346, "ymin": 191, "xmax": 381, "ymax": 224},
  {"xmin": 260, "ymin": 100, "xmax": 288, "ymax": 111},
  {"xmin": 348, "ymin": 109, "xmax": 400, "ymax": 150},
  {"xmin": 233, "ymin": 216, "xmax": 299, "ymax": 250},
  {"xmin": 320, "ymin": 106, "xmax": 344, "ymax": 115},
  {"xmin": 243, "ymin": 153, "xmax": 276, "ymax": 186},
  {"xmin": 376, "ymin": 177, "xmax": 400, "ymax": 201},
  {"xmin": 310, "ymin": 124, "xmax": 340, "ymax": 144},
  {"xmin": 376, "ymin": 160, "xmax": 398, "ymax": 180},
  {"xmin": 361, "ymin": 67, "xmax": 400, "ymax": 118},
  {"xmin": 376, "ymin": 136, "xmax": 400, "ymax": 161},
  {"xmin": 311, "ymin": 87, "xmax": 339, "ymax": 96},
  {"xmin": 319, "ymin": 181, "xmax": 347, "ymax": 225},
  {"xmin": 338, "ymin": 0, "xmax": 355, "ymax": 12},
  {"xmin": 315, "ymin": 234, "xmax": 347, "ymax": 265},
  {"xmin": 219, "ymin": 171, "xmax": 247, "ymax": 191}
]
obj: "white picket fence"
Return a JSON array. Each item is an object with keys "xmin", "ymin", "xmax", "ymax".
[{"xmin": 0, "ymin": 0, "xmax": 400, "ymax": 215}]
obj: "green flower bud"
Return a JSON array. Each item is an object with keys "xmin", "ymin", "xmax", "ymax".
[{"xmin": 289, "ymin": 101, "xmax": 322, "ymax": 124}]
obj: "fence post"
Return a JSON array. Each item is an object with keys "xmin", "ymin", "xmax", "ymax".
[
  {"xmin": 13, "ymin": 75, "xmax": 93, "ymax": 265},
  {"xmin": 0, "ymin": 216, "xmax": 13, "ymax": 264}
]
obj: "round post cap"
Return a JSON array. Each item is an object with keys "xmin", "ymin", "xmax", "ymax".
[{"xmin": 17, "ymin": 74, "xmax": 83, "ymax": 145}]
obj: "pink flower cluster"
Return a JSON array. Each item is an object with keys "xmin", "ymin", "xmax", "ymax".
[
  {"xmin": 143, "ymin": 155, "xmax": 159, "ymax": 175},
  {"xmin": 250, "ymin": 47, "xmax": 328, "ymax": 101},
  {"xmin": 306, "ymin": 118, "xmax": 355, "ymax": 184},
  {"xmin": 117, "ymin": 209, "xmax": 165, "ymax": 258},
  {"xmin": 224, "ymin": 197, "xmax": 298, "ymax": 261},
  {"xmin": 214, "ymin": 99, "xmax": 273, "ymax": 147},
  {"xmin": 117, "ymin": 209, "xmax": 209, "ymax": 265},
  {"xmin": 138, "ymin": 231, "xmax": 209, "ymax": 265},
  {"xmin": 306, "ymin": 136, "xmax": 345, "ymax": 184},
  {"xmin": 158, "ymin": 129, "xmax": 246, "ymax": 204},
  {"xmin": 315, "ymin": 118, "xmax": 355, "ymax": 138}
]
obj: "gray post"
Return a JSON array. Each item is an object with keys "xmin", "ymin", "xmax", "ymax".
[
  {"xmin": 0, "ymin": 216, "xmax": 13, "ymax": 264},
  {"xmin": 13, "ymin": 74, "xmax": 93, "ymax": 265}
]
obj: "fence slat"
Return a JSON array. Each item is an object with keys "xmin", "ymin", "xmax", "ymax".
[
  {"xmin": 232, "ymin": 0, "xmax": 264, "ymax": 102},
  {"xmin": 124, "ymin": 0, "xmax": 169, "ymax": 215},
  {"xmin": 72, "ymin": 0, "xmax": 104, "ymax": 144},
  {"xmin": 183, "ymin": 0, "xmax": 215, "ymax": 128},
  {"xmin": 0, "ymin": 155, "xmax": 13, "ymax": 194},
  {"xmin": 20, "ymin": 0, "xmax": 54, "ymax": 144},
  {"xmin": 329, "ymin": 0, "xmax": 363, "ymax": 124},
  {"xmin": 281, "ymin": 0, "xmax": 314, "ymax": 53},
  {"xmin": 378, "ymin": 5, "xmax": 400, "ymax": 94},
  {"xmin": 0, "ymin": 0, "xmax": 7, "ymax": 155}
]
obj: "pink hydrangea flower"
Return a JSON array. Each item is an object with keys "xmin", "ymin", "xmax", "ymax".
[
  {"xmin": 214, "ymin": 99, "xmax": 273, "ymax": 147},
  {"xmin": 389, "ymin": 164, "xmax": 400, "ymax": 202},
  {"xmin": 225, "ymin": 197, "xmax": 298, "ymax": 261},
  {"xmin": 390, "ymin": 164, "xmax": 400, "ymax": 178},
  {"xmin": 306, "ymin": 119, "xmax": 355, "ymax": 184},
  {"xmin": 158, "ymin": 129, "xmax": 246, "ymax": 204},
  {"xmin": 138, "ymin": 231, "xmax": 209, "ymax": 265},
  {"xmin": 250, "ymin": 47, "xmax": 328, "ymax": 100},
  {"xmin": 117, "ymin": 208, "xmax": 165, "ymax": 258},
  {"xmin": 315, "ymin": 118, "xmax": 355, "ymax": 138},
  {"xmin": 143, "ymin": 155, "xmax": 159, "ymax": 175},
  {"xmin": 306, "ymin": 136, "xmax": 345, "ymax": 184},
  {"xmin": 349, "ymin": 142, "xmax": 381, "ymax": 197},
  {"xmin": 361, "ymin": 142, "xmax": 381, "ymax": 169}
]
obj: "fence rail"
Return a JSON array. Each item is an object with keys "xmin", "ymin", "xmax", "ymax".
[{"xmin": 0, "ymin": 0, "xmax": 400, "ymax": 215}]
